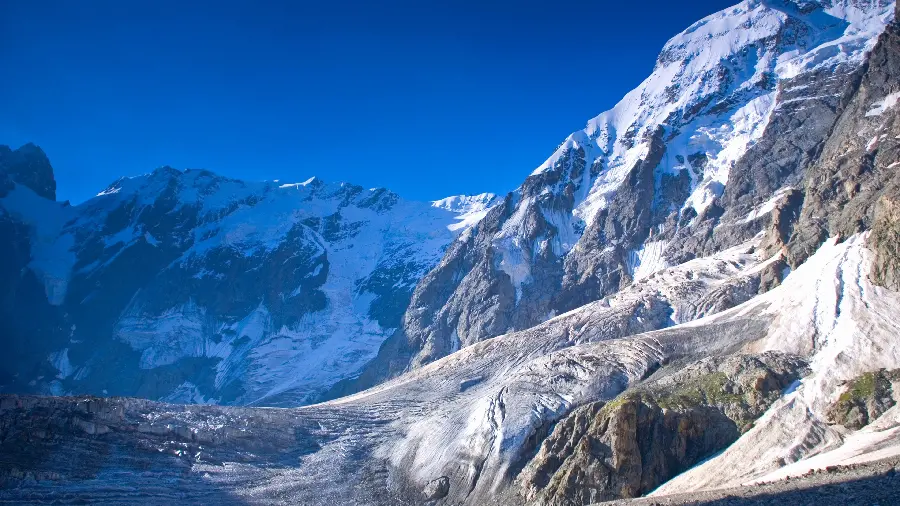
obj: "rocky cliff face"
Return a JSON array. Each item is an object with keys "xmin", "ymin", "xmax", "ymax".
[
  {"xmin": 0, "ymin": 143, "xmax": 56, "ymax": 200},
  {"xmin": 519, "ymin": 353, "xmax": 808, "ymax": 505},
  {"xmin": 0, "ymin": 146, "xmax": 69, "ymax": 395},
  {"xmin": 328, "ymin": 0, "xmax": 898, "ymax": 399},
  {"xmin": 825, "ymin": 368, "xmax": 899, "ymax": 429},
  {"xmin": 869, "ymin": 195, "xmax": 900, "ymax": 289},
  {"xmin": 0, "ymin": 150, "xmax": 496, "ymax": 405},
  {"xmin": 784, "ymin": 4, "xmax": 900, "ymax": 266}
]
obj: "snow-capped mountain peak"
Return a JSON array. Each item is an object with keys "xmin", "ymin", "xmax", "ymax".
[
  {"xmin": 0, "ymin": 154, "xmax": 498, "ymax": 406},
  {"xmin": 534, "ymin": 0, "xmax": 894, "ymax": 225},
  {"xmin": 334, "ymin": 0, "xmax": 898, "ymax": 394}
]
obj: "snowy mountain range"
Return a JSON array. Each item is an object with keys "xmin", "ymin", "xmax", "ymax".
[
  {"xmin": 0, "ymin": 150, "xmax": 497, "ymax": 405},
  {"xmin": 1, "ymin": 1, "xmax": 900, "ymax": 505}
]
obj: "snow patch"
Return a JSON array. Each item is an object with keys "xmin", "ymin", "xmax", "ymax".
[
  {"xmin": 865, "ymin": 91, "xmax": 900, "ymax": 117},
  {"xmin": 432, "ymin": 193, "xmax": 499, "ymax": 232},
  {"xmin": 627, "ymin": 240, "xmax": 670, "ymax": 281},
  {"xmin": 866, "ymin": 135, "xmax": 880, "ymax": 151},
  {"xmin": 0, "ymin": 182, "xmax": 76, "ymax": 305},
  {"xmin": 162, "ymin": 382, "xmax": 214, "ymax": 405},
  {"xmin": 115, "ymin": 300, "xmax": 211, "ymax": 369},
  {"xmin": 47, "ymin": 348, "xmax": 73, "ymax": 379},
  {"xmin": 740, "ymin": 187, "xmax": 794, "ymax": 224}
]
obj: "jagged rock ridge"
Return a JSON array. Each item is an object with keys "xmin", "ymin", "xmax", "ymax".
[{"xmin": 325, "ymin": 0, "xmax": 897, "ymax": 400}]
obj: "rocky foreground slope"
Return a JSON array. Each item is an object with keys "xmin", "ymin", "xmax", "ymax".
[{"xmin": 1, "ymin": 0, "xmax": 900, "ymax": 505}]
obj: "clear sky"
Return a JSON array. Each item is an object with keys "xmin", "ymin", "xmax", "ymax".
[{"xmin": 1, "ymin": 0, "xmax": 735, "ymax": 204}]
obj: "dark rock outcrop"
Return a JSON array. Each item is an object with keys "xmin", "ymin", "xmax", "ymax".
[
  {"xmin": 786, "ymin": 13, "xmax": 900, "ymax": 267},
  {"xmin": 826, "ymin": 369, "xmax": 900, "ymax": 430},
  {"xmin": 0, "ymin": 143, "xmax": 56, "ymax": 200},
  {"xmin": 519, "ymin": 353, "xmax": 808, "ymax": 505},
  {"xmin": 869, "ymin": 195, "xmax": 900, "ymax": 291},
  {"xmin": 423, "ymin": 476, "xmax": 450, "ymax": 501},
  {"xmin": 0, "ymin": 214, "xmax": 68, "ymax": 391}
]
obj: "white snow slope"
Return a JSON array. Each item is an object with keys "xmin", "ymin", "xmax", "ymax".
[{"xmin": 655, "ymin": 233, "xmax": 900, "ymax": 494}]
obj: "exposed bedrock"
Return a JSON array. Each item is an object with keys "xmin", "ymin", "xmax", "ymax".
[{"xmin": 518, "ymin": 353, "xmax": 808, "ymax": 505}]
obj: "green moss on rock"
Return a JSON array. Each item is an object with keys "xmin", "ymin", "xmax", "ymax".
[
  {"xmin": 518, "ymin": 353, "xmax": 808, "ymax": 505},
  {"xmin": 827, "ymin": 369, "xmax": 899, "ymax": 430}
]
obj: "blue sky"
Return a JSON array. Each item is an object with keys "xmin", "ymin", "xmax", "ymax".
[{"xmin": 1, "ymin": 0, "xmax": 735, "ymax": 204}]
